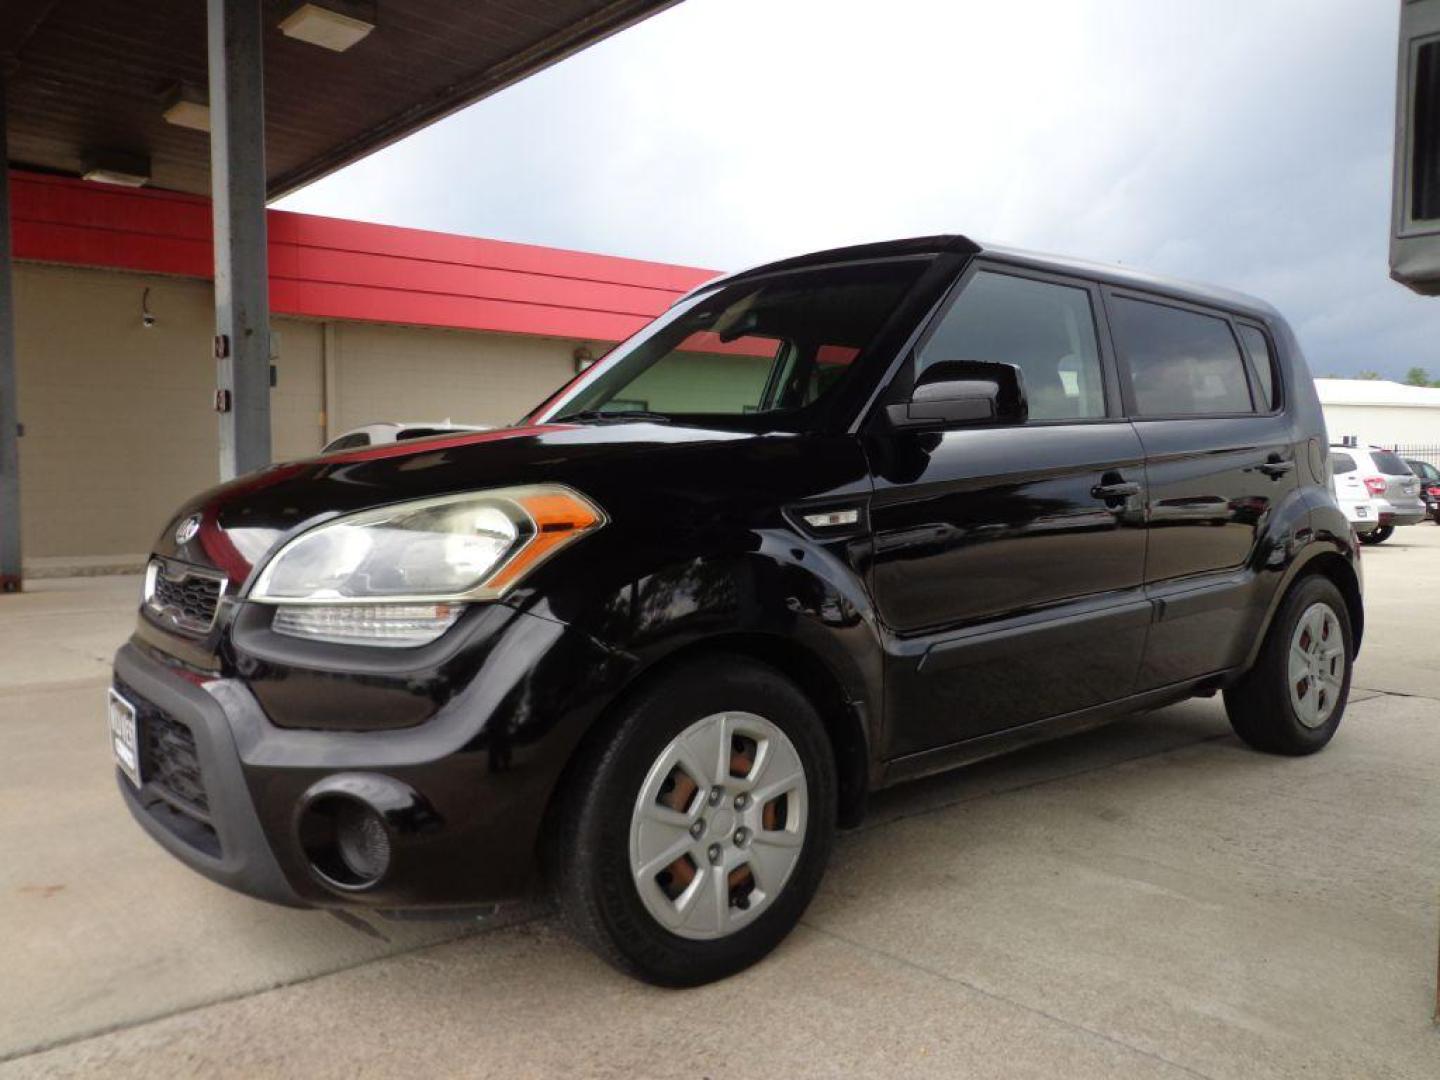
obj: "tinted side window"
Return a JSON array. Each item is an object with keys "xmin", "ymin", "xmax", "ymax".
[
  {"xmin": 1111, "ymin": 298, "xmax": 1253, "ymax": 416},
  {"xmin": 918, "ymin": 271, "xmax": 1105, "ymax": 421},
  {"xmin": 1237, "ymin": 325, "xmax": 1278, "ymax": 411},
  {"xmin": 1331, "ymin": 452, "xmax": 1356, "ymax": 475}
]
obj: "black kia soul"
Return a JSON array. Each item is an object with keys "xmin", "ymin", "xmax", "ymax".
[{"xmin": 111, "ymin": 235, "xmax": 1362, "ymax": 985}]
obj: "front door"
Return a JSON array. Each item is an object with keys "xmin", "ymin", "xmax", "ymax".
[{"xmin": 867, "ymin": 264, "xmax": 1149, "ymax": 760}]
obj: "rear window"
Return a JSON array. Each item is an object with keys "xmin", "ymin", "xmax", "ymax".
[
  {"xmin": 1111, "ymin": 298, "xmax": 1254, "ymax": 416},
  {"xmin": 1331, "ymin": 452, "xmax": 1356, "ymax": 475},
  {"xmin": 1371, "ymin": 450, "xmax": 1412, "ymax": 474}
]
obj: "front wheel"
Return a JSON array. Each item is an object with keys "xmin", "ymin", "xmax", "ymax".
[
  {"xmin": 1224, "ymin": 575, "xmax": 1353, "ymax": 755},
  {"xmin": 1359, "ymin": 525, "xmax": 1393, "ymax": 544},
  {"xmin": 549, "ymin": 654, "xmax": 837, "ymax": 986}
]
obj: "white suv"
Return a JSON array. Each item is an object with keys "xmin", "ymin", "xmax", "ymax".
[{"xmin": 1329, "ymin": 445, "xmax": 1426, "ymax": 545}]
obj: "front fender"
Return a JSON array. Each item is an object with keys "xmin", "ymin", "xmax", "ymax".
[{"xmin": 595, "ymin": 530, "xmax": 882, "ymax": 726}]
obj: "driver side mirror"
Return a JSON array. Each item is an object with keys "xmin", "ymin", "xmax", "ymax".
[{"xmin": 885, "ymin": 360, "xmax": 1028, "ymax": 430}]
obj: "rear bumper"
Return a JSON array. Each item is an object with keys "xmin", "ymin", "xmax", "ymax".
[{"xmin": 1377, "ymin": 510, "xmax": 1426, "ymax": 527}]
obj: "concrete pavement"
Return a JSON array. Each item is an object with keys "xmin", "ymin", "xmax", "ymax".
[{"xmin": 2, "ymin": 528, "xmax": 1439, "ymax": 1077}]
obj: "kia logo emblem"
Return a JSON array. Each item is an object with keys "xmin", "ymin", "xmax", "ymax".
[{"xmin": 175, "ymin": 514, "xmax": 202, "ymax": 545}]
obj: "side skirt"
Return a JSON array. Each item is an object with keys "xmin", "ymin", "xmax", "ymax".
[{"xmin": 878, "ymin": 671, "xmax": 1234, "ymax": 788}]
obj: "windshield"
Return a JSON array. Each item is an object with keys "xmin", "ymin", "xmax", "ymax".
[{"xmin": 533, "ymin": 260, "xmax": 925, "ymax": 427}]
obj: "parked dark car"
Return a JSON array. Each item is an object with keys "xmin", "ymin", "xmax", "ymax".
[
  {"xmin": 1403, "ymin": 458, "xmax": 1440, "ymax": 521},
  {"xmin": 111, "ymin": 236, "xmax": 1363, "ymax": 985}
]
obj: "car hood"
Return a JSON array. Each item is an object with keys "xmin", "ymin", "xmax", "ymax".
[{"xmin": 154, "ymin": 421, "xmax": 843, "ymax": 584}]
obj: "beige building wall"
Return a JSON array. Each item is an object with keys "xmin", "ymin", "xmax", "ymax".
[
  {"xmin": 329, "ymin": 323, "xmax": 581, "ymax": 433},
  {"xmin": 1321, "ymin": 403, "xmax": 1440, "ymax": 448},
  {"xmin": 12, "ymin": 263, "xmax": 592, "ymax": 569}
]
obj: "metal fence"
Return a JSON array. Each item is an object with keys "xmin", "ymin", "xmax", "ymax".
[{"xmin": 1392, "ymin": 443, "xmax": 1440, "ymax": 469}]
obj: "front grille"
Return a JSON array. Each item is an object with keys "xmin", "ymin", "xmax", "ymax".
[
  {"xmin": 116, "ymin": 678, "xmax": 220, "ymax": 857},
  {"xmin": 141, "ymin": 710, "xmax": 210, "ymax": 819},
  {"xmin": 144, "ymin": 560, "xmax": 226, "ymax": 635}
]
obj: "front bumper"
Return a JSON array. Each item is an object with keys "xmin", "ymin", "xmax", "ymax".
[
  {"xmin": 115, "ymin": 643, "xmax": 302, "ymax": 906},
  {"xmin": 113, "ymin": 603, "xmax": 622, "ymax": 910}
]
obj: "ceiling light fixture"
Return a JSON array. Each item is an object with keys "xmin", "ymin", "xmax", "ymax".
[
  {"xmin": 162, "ymin": 82, "xmax": 211, "ymax": 132},
  {"xmin": 82, "ymin": 151, "xmax": 151, "ymax": 188},
  {"xmin": 279, "ymin": 2, "xmax": 375, "ymax": 52}
]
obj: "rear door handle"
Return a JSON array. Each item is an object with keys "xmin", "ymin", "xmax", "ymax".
[
  {"xmin": 1091, "ymin": 480, "xmax": 1141, "ymax": 500},
  {"xmin": 1258, "ymin": 460, "xmax": 1294, "ymax": 478}
]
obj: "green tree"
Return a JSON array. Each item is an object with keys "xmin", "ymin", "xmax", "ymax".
[
  {"xmin": 1357, "ymin": 371, "xmax": 1383, "ymax": 380},
  {"xmin": 1403, "ymin": 366, "xmax": 1434, "ymax": 387}
]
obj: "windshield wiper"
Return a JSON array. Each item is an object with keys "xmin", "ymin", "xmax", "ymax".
[{"xmin": 553, "ymin": 409, "xmax": 674, "ymax": 424}]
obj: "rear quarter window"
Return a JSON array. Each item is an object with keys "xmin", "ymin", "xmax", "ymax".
[{"xmin": 1236, "ymin": 325, "xmax": 1279, "ymax": 411}]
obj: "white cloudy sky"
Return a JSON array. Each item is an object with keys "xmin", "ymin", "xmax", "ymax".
[{"xmin": 276, "ymin": 0, "xmax": 1440, "ymax": 379}]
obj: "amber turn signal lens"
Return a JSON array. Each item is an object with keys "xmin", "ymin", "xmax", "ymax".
[{"xmin": 485, "ymin": 488, "xmax": 605, "ymax": 593}]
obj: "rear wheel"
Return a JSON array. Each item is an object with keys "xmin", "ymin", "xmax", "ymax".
[
  {"xmin": 1224, "ymin": 575, "xmax": 1352, "ymax": 755},
  {"xmin": 1359, "ymin": 525, "xmax": 1393, "ymax": 544},
  {"xmin": 550, "ymin": 654, "xmax": 836, "ymax": 986}
]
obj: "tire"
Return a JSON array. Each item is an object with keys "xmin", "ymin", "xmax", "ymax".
[
  {"xmin": 1224, "ymin": 575, "xmax": 1353, "ymax": 756},
  {"xmin": 549, "ymin": 653, "xmax": 837, "ymax": 986},
  {"xmin": 1358, "ymin": 525, "xmax": 1393, "ymax": 545}
]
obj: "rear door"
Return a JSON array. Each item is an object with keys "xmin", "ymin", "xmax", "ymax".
[
  {"xmin": 867, "ymin": 263, "xmax": 1149, "ymax": 759},
  {"xmin": 1105, "ymin": 294, "xmax": 1299, "ymax": 689}
]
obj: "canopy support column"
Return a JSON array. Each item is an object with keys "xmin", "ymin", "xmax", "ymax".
[
  {"xmin": 208, "ymin": 0, "xmax": 272, "ymax": 480},
  {"xmin": 0, "ymin": 76, "xmax": 23, "ymax": 592}
]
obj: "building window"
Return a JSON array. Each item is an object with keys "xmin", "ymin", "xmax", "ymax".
[{"xmin": 1414, "ymin": 38, "xmax": 1440, "ymax": 223}]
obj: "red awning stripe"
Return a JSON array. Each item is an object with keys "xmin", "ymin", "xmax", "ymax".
[{"xmin": 10, "ymin": 170, "xmax": 718, "ymax": 343}]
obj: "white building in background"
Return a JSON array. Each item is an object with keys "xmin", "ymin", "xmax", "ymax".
[{"xmin": 1314, "ymin": 379, "xmax": 1440, "ymax": 451}]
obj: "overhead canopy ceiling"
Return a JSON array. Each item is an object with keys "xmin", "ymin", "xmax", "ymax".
[{"xmin": 1, "ymin": 0, "xmax": 677, "ymax": 198}]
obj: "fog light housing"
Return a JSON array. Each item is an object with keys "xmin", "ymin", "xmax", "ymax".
[{"xmin": 300, "ymin": 795, "xmax": 392, "ymax": 889}]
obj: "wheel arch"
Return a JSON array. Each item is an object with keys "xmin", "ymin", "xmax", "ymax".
[
  {"xmin": 1299, "ymin": 552, "xmax": 1364, "ymax": 654},
  {"xmin": 538, "ymin": 631, "xmax": 872, "ymax": 875},
  {"xmin": 1247, "ymin": 549, "xmax": 1364, "ymax": 670}
]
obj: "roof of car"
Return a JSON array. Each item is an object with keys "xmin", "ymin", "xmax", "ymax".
[{"xmin": 711, "ymin": 234, "xmax": 1280, "ymax": 321}]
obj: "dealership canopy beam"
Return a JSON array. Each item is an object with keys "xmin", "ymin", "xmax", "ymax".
[{"xmin": 1, "ymin": 0, "xmax": 678, "ymax": 199}]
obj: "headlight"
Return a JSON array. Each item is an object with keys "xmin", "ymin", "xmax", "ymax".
[{"xmin": 249, "ymin": 485, "xmax": 605, "ymax": 647}]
